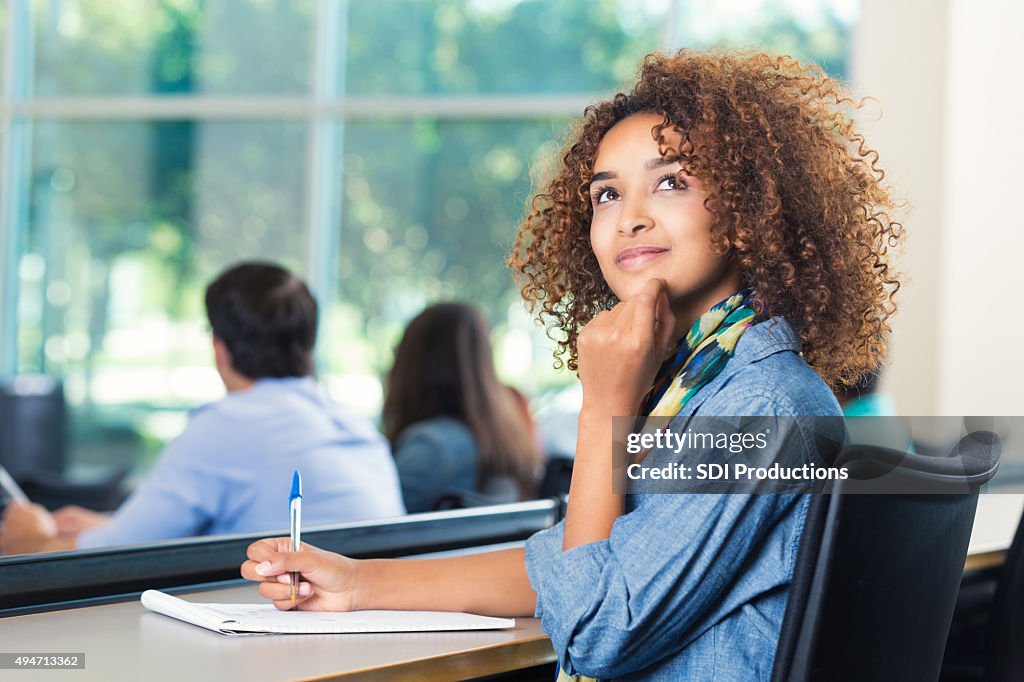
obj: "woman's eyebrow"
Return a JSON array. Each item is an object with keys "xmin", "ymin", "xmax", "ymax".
[
  {"xmin": 644, "ymin": 157, "xmax": 679, "ymax": 170},
  {"xmin": 591, "ymin": 158, "xmax": 679, "ymax": 183}
]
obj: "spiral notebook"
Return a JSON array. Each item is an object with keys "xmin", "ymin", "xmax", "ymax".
[{"xmin": 140, "ymin": 590, "xmax": 515, "ymax": 636}]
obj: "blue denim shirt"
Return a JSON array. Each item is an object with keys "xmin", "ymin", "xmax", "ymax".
[
  {"xmin": 524, "ymin": 317, "xmax": 842, "ymax": 680},
  {"xmin": 394, "ymin": 417, "xmax": 479, "ymax": 513}
]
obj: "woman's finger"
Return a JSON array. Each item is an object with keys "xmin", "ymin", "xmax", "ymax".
[
  {"xmin": 246, "ymin": 537, "xmax": 289, "ymax": 562},
  {"xmin": 241, "ymin": 559, "xmax": 288, "ymax": 582},
  {"xmin": 653, "ymin": 284, "xmax": 677, "ymax": 352},
  {"xmin": 629, "ymin": 278, "xmax": 668, "ymax": 344},
  {"xmin": 240, "ymin": 559, "xmax": 262, "ymax": 581},
  {"xmin": 252, "ymin": 549, "xmax": 334, "ymax": 580},
  {"xmin": 271, "ymin": 587, "xmax": 315, "ymax": 611},
  {"xmin": 258, "ymin": 580, "xmax": 312, "ymax": 602},
  {"xmin": 247, "ymin": 537, "xmax": 318, "ymax": 562}
]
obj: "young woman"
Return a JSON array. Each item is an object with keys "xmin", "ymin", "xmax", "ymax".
[
  {"xmin": 383, "ymin": 302, "xmax": 543, "ymax": 512},
  {"xmin": 240, "ymin": 50, "xmax": 900, "ymax": 679}
]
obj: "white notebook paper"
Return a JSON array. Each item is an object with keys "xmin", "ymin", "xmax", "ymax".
[{"xmin": 140, "ymin": 589, "xmax": 515, "ymax": 636}]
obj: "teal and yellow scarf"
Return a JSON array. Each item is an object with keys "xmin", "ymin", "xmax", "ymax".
[{"xmin": 641, "ymin": 288, "xmax": 757, "ymax": 418}]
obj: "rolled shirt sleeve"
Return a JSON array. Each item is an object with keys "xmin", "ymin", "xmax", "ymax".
[
  {"xmin": 524, "ymin": 391, "xmax": 828, "ymax": 679},
  {"xmin": 525, "ymin": 493, "xmax": 806, "ymax": 679}
]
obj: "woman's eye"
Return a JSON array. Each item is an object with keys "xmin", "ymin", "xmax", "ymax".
[
  {"xmin": 593, "ymin": 187, "xmax": 619, "ymax": 204},
  {"xmin": 657, "ymin": 175, "xmax": 683, "ymax": 191}
]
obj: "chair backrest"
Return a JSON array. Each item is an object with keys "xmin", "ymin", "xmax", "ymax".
[
  {"xmin": 0, "ymin": 376, "xmax": 67, "ymax": 478},
  {"xmin": 19, "ymin": 465, "xmax": 129, "ymax": 512},
  {"xmin": 987, "ymin": 509, "xmax": 1024, "ymax": 681},
  {"xmin": 538, "ymin": 455, "xmax": 574, "ymax": 499},
  {"xmin": 772, "ymin": 431, "xmax": 1002, "ymax": 682},
  {"xmin": 432, "ymin": 475, "xmax": 520, "ymax": 511}
]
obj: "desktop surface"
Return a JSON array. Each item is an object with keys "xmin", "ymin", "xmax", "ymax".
[
  {"xmin": 0, "ymin": 582, "xmax": 554, "ymax": 681},
  {"xmin": 2, "ymin": 495, "xmax": 1017, "ymax": 680}
]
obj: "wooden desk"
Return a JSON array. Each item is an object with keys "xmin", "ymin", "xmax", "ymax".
[
  {"xmin": 0, "ymin": 583, "xmax": 555, "ymax": 681},
  {"xmin": 1, "ymin": 495, "xmax": 1016, "ymax": 680},
  {"xmin": 964, "ymin": 493, "xmax": 1023, "ymax": 572}
]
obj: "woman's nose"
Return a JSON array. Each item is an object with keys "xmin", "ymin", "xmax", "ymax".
[{"xmin": 617, "ymin": 198, "xmax": 654, "ymax": 235}]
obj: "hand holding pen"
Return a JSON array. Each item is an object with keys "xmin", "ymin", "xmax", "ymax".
[
  {"xmin": 242, "ymin": 469, "xmax": 361, "ymax": 612},
  {"xmin": 243, "ymin": 536, "xmax": 361, "ymax": 612},
  {"xmin": 289, "ymin": 470, "xmax": 302, "ymax": 604}
]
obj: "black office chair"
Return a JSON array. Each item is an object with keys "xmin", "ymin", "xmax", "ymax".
[
  {"xmin": 986, "ymin": 509, "xmax": 1024, "ymax": 681},
  {"xmin": 538, "ymin": 455, "xmax": 573, "ymax": 499},
  {"xmin": 18, "ymin": 466, "xmax": 129, "ymax": 512},
  {"xmin": 0, "ymin": 375, "xmax": 68, "ymax": 477},
  {"xmin": 772, "ymin": 431, "xmax": 1002, "ymax": 682},
  {"xmin": 433, "ymin": 489, "xmax": 514, "ymax": 511},
  {"xmin": 433, "ymin": 475, "xmax": 521, "ymax": 511}
]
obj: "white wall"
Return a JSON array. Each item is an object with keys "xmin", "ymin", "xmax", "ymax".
[
  {"xmin": 853, "ymin": 0, "xmax": 1024, "ymax": 416},
  {"xmin": 940, "ymin": 0, "xmax": 1024, "ymax": 416}
]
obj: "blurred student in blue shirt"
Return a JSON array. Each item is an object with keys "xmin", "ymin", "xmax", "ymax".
[{"xmin": 0, "ymin": 262, "xmax": 404, "ymax": 554}]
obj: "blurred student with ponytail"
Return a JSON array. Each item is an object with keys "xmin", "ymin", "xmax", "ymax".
[{"xmin": 383, "ymin": 302, "xmax": 543, "ymax": 512}]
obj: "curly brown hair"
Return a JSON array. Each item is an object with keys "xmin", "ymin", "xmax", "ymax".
[{"xmin": 509, "ymin": 49, "xmax": 903, "ymax": 389}]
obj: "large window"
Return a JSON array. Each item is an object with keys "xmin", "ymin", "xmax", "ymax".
[{"xmin": 0, "ymin": 0, "xmax": 856, "ymax": 477}]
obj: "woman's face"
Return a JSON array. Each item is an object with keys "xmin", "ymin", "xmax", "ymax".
[{"xmin": 588, "ymin": 113, "xmax": 739, "ymax": 327}]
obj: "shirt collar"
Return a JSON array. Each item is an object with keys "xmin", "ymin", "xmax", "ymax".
[
  {"xmin": 730, "ymin": 316, "xmax": 801, "ymax": 366},
  {"xmin": 673, "ymin": 316, "xmax": 801, "ymax": 419}
]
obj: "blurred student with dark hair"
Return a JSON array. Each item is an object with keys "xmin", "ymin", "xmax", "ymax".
[
  {"xmin": 0, "ymin": 262, "xmax": 404, "ymax": 554},
  {"xmin": 383, "ymin": 302, "xmax": 544, "ymax": 513}
]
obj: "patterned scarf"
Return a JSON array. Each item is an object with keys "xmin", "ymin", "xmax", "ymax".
[
  {"xmin": 640, "ymin": 288, "xmax": 756, "ymax": 417},
  {"xmin": 556, "ymin": 289, "xmax": 756, "ymax": 682}
]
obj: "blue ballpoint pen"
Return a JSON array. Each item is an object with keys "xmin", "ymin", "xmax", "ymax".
[{"xmin": 289, "ymin": 470, "xmax": 302, "ymax": 604}]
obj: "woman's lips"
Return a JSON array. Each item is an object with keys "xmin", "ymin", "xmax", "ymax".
[{"xmin": 616, "ymin": 246, "xmax": 669, "ymax": 270}]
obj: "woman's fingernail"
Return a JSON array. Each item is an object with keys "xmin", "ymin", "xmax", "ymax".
[
  {"xmin": 299, "ymin": 583, "xmax": 311, "ymax": 596},
  {"xmin": 255, "ymin": 561, "xmax": 272, "ymax": 576}
]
